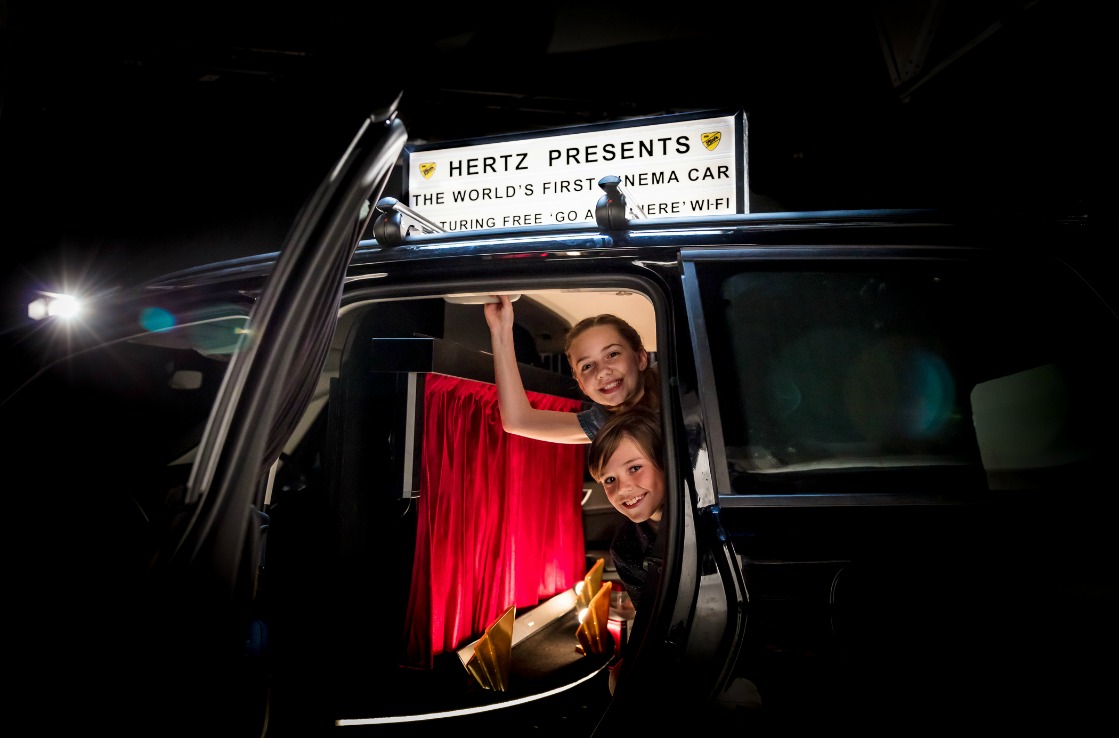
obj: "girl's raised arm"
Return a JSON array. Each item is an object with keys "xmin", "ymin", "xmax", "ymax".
[{"xmin": 484, "ymin": 295, "xmax": 590, "ymax": 444}]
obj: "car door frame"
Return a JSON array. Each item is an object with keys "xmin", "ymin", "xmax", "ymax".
[{"xmin": 144, "ymin": 99, "xmax": 408, "ymax": 733}]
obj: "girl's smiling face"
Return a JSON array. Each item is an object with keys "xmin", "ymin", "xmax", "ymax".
[
  {"xmin": 596, "ymin": 435, "xmax": 665, "ymax": 524},
  {"xmin": 568, "ymin": 325, "xmax": 649, "ymax": 407}
]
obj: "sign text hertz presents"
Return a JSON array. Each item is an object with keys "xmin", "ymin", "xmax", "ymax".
[{"xmin": 403, "ymin": 110, "xmax": 747, "ymax": 231}]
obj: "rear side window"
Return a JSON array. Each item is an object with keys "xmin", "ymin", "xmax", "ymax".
[{"xmin": 691, "ymin": 257, "xmax": 1117, "ymax": 496}]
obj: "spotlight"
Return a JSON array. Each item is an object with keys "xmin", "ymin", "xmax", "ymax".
[{"xmin": 27, "ymin": 291, "xmax": 81, "ymax": 321}]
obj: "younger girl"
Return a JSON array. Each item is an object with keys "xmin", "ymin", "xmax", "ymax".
[{"xmin": 483, "ymin": 294, "xmax": 658, "ymax": 443}]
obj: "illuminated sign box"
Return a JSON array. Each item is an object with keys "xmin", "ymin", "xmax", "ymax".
[{"xmin": 403, "ymin": 109, "xmax": 747, "ymax": 232}]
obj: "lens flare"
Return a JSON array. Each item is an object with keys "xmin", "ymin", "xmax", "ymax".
[{"xmin": 139, "ymin": 306, "xmax": 176, "ymax": 332}]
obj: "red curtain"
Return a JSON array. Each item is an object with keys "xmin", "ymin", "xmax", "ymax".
[{"xmin": 404, "ymin": 373, "xmax": 588, "ymax": 668}]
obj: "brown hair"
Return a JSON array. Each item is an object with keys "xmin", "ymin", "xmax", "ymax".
[
  {"xmin": 587, "ymin": 407, "xmax": 664, "ymax": 482},
  {"xmin": 564, "ymin": 314, "xmax": 660, "ymax": 414}
]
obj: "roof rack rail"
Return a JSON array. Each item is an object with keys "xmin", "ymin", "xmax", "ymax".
[
  {"xmin": 372, "ymin": 197, "xmax": 446, "ymax": 247},
  {"xmin": 373, "ymin": 173, "xmax": 649, "ymax": 247},
  {"xmin": 594, "ymin": 175, "xmax": 645, "ymax": 229}
]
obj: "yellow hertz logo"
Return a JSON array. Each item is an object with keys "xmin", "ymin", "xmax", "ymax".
[
  {"xmin": 420, "ymin": 162, "xmax": 436, "ymax": 179},
  {"xmin": 701, "ymin": 132, "xmax": 722, "ymax": 151}
]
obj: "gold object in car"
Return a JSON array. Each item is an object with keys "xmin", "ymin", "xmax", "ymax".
[{"xmin": 464, "ymin": 605, "xmax": 516, "ymax": 691}]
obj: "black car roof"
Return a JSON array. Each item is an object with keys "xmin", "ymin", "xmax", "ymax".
[{"xmin": 134, "ymin": 206, "xmax": 1092, "ymax": 296}]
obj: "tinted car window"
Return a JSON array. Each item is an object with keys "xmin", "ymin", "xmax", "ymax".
[{"xmin": 693, "ymin": 258, "xmax": 1116, "ymax": 497}]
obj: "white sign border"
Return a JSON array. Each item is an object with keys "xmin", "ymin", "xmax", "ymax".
[{"xmin": 402, "ymin": 109, "xmax": 748, "ymax": 230}]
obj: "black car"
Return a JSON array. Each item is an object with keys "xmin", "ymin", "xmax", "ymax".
[{"xmin": 3, "ymin": 101, "xmax": 1114, "ymax": 737}]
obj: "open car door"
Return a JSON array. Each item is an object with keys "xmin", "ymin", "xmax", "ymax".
[{"xmin": 138, "ymin": 99, "xmax": 408, "ymax": 735}]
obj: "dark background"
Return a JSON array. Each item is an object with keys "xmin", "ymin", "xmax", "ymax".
[{"xmin": 0, "ymin": 1, "xmax": 1101, "ymax": 328}]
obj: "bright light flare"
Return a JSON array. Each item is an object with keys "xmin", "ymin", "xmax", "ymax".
[{"xmin": 27, "ymin": 292, "xmax": 81, "ymax": 321}]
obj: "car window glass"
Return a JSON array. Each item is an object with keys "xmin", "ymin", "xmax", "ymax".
[{"xmin": 693, "ymin": 260, "xmax": 1116, "ymax": 495}]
